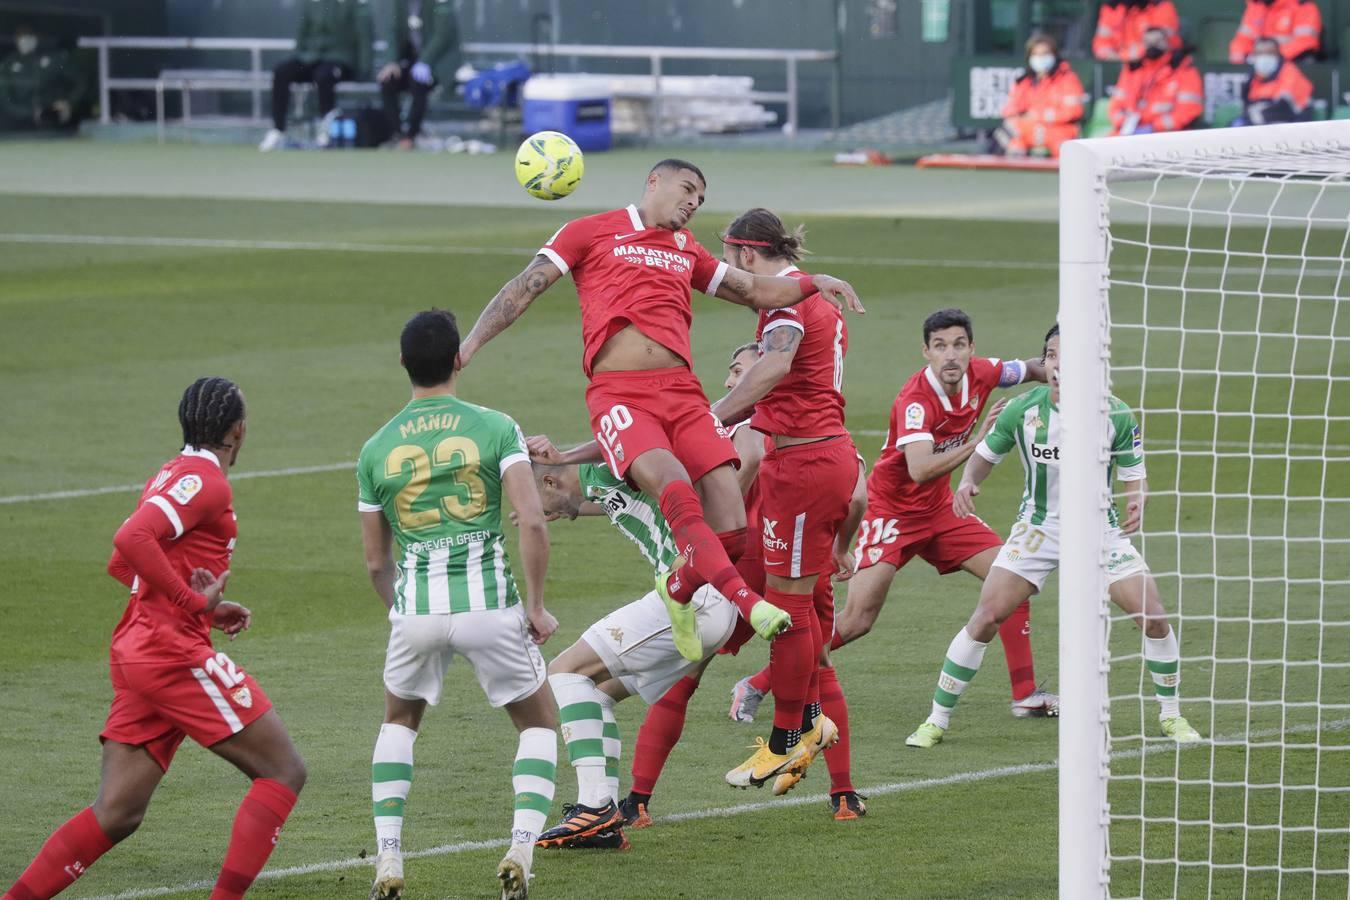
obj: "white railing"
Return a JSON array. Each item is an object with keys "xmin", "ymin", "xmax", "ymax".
[{"xmin": 77, "ymin": 36, "xmax": 837, "ymax": 137}]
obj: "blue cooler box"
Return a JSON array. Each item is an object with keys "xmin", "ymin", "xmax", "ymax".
[{"xmin": 522, "ymin": 76, "xmax": 612, "ymax": 152}]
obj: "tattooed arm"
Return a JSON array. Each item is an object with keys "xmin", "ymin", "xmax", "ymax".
[
  {"xmin": 458, "ymin": 255, "xmax": 564, "ymax": 367},
  {"xmin": 714, "ymin": 267, "xmax": 865, "ymax": 313},
  {"xmin": 710, "ymin": 325, "xmax": 802, "ymax": 425}
]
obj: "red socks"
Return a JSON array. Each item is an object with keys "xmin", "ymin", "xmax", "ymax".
[
  {"xmin": 819, "ymin": 666, "xmax": 853, "ymax": 795},
  {"xmin": 659, "ymin": 483, "xmax": 758, "ymax": 617},
  {"xmin": 630, "ymin": 676, "xmax": 700, "ymax": 797},
  {"xmin": 767, "ymin": 588, "xmax": 819, "ymax": 737},
  {"xmin": 5, "ymin": 807, "xmax": 112, "ymax": 900},
  {"xmin": 209, "ymin": 778, "xmax": 298, "ymax": 900},
  {"xmin": 999, "ymin": 600, "xmax": 1037, "ymax": 701}
]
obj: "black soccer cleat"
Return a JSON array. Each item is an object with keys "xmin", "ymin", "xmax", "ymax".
[
  {"xmin": 535, "ymin": 801, "xmax": 624, "ymax": 849},
  {"xmin": 618, "ymin": 794, "xmax": 653, "ymax": 829},
  {"xmin": 830, "ymin": 790, "xmax": 867, "ymax": 821}
]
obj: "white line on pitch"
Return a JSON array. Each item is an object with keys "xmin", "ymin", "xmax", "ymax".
[
  {"xmin": 86, "ymin": 715, "xmax": 1350, "ymax": 900},
  {"xmin": 2, "ymin": 232, "xmax": 1341, "ymax": 278},
  {"xmin": 852, "ymin": 430, "xmax": 1350, "ymax": 454},
  {"xmin": 0, "ymin": 462, "xmax": 354, "ymax": 506}
]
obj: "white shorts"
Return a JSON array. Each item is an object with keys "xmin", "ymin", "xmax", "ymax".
[
  {"xmin": 582, "ymin": 586, "xmax": 737, "ymax": 705},
  {"xmin": 991, "ymin": 521, "xmax": 1149, "ymax": 592},
  {"xmin": 383, "ymin": 605, "xmax": 547, "ymax": 708}
]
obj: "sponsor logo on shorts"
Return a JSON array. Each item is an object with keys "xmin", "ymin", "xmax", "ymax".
[
  {"xmin": 231, "ymin": 686, "xmax": 253, "ymax": 708},
  {"xmin": 762, "ymin": 519, "xmax": 788, "ymax": 552},
  {"xmin": 167, "ymin": 474, "xmax": 203, "ymax": 505},
  {"xmin": 1005, "ymin": 549, "xmax": 1022, "ymax": 561}
]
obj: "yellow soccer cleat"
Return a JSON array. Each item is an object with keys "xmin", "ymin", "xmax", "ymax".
[
  {"xmin": 771, "ymin": 714, "xmax": 839, "ymax": 795},
  {"xmin": 905, "ymin": 721, "xmax": 945, "ymax": 749},
  {"xmin": 725, "ymin": 736, "xmax": 810, "ymax": 789},
  {"xmin": 1161, "ymin": 716, "xmax": 1203, "ymax": 743}
]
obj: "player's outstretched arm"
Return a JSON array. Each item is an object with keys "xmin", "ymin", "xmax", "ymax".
[
  {"xmin": 714, "ymin": 268, "xmax": 865, "ymax": 313},
  {"xmin": 503, "ymin": 461, "xmax": 557, "ymax": 645},
  {"xmin": 1022, "ymin": 357, "xmax": 1048, "ymax": 383},
  {"xmin": 360, "ymin": 511, "xmax": 398, "ymax": 610},
  {"xmin": 832, "ymin": 461, "xmax": 869, "ymax": 580},
  {"xmin": 710, "ymin": 326, "xmax": 801, "ymax": 425},
  {"xmin": 1118, "ymin": 477, "xmax": 1148, "ymax": 534},
  {"xmin": 953, "ymin": 453, "xmax": 996, "ymax": 518},
  {"xmin": 526, "ymin": 434, "xmax": 604, "ymax": 466},
  {"xmin": 458, "ymin": 255, "xmax": 563, "ymax": 367}
]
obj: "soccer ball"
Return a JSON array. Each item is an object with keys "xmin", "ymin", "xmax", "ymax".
[{"xmin": 514, "ymin": 131, "xmax": 584, "ymax": 200}]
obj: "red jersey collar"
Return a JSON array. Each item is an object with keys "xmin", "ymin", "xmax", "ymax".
[
  {"xmin": 180, "ymin": 445, "xmax": 222, "ymax": 469},
  {"xmin": 923, "ymin": 365, "xmax": 968, "ymax": 413}
]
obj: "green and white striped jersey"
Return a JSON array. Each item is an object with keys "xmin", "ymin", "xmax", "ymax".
[
  {"xmin": 578, "ymin": 463, "xmax": 679, "ymax": 572},
  {"xmin": 975, "ymin": 385, "xmax": 1146, "ymax": 528},
  {"xmin": 357, "ymin": 394, "xmax": 530, "ymax": 615}
]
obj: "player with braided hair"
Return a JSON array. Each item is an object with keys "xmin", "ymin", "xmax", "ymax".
[{"xmin": 5, "ymin": 378, "xmax": 307, "ymax": 900}]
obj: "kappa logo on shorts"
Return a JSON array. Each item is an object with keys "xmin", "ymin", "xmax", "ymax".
[
  {"xmin": 608, "ymin": 626, "xmax": 624, "ymax": 646},
  {"xmin": 231, "ymin": 686, "xmax": 253, "ymax": 708},
  {"xmin": 167, "ymin": 474, "xmax": 203, "ymax": 505}
]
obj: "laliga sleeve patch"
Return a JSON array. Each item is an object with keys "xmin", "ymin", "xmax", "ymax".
[
  {"xmin": 167, "ymin": 474, "xmax": 203, "ymax": 505},
  {"xmin": 905, "ymin": 402, "xmax": 925, "ymax": 431}
]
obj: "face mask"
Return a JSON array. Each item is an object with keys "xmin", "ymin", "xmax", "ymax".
[
  {"xmin": 1028, "ymin": 53, "xmax": 1056, "ymax": 76},
  {"xmin": 1144, "ymin": 45, "xmax": 1166, "ymax": 61},
  {"xmin": 1253, "ymin": 55, "xmax": 1280, "ymax": 78},
  {"xmin": 16, "ymin": 35, "xmax": 37, "ymax": 55}
]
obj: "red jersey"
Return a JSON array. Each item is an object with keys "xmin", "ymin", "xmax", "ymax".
[
  {"xmin": 539, "ymin": 204, "xmax": 728, "ymax": 378},
  {"xmin": 868, "ymin": 357, "xmax": 1024, "ymax": 520},
  {"xmin": 108, "ymin": 447, "xmax": 237, "ymax": 664},
  {"xmin": 750, "ymin": 266, "xmax": 848, "ymax": 439}
]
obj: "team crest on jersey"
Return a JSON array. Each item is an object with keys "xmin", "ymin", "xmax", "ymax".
[
  {"xmin": 167, "ymin": 474, "xmax": 203, "ymax": 505},
  {"xmin": 905, "ymin": 402, "xmax": 925, "ymax": 431},
  {"xmin": 969, "ymin": 394, "xmax": 980, "ymax": 410},
  {"xmin": 868, "ymin": 547, "xmax": 883, "ymax": 565},
  {"xmin": 231, "ymin": 686, "xmax": 253, "ymax": 708},
  {"xmin": 675, "ymin": 232, "xmax": 687, "ymax": 250}
]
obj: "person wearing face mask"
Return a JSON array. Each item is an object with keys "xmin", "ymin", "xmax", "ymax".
[
  {"xmin": 1108, "ymin": 27, "xmax": 1203, "ymax": 136},
  {"xmin": 1236, "ymin": 36, "xmax": 1314, "ymax": 125},
  {"xmin": 1229, "ymin": 0, "xmax": 1323, "ymax": 66},
  {"xmin": 997, "ymin": 34, "xmax": 1085, "ymax": 158},
  {"xmin": 0, "ymin": 25, "xmax": 87, "ymax": 132},
  {"xmin": 1093, "ymin": 0, "xmax": 1181, "ymax": 62}
]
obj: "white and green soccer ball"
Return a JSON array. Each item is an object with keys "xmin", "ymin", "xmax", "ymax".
[{"xmin": 514, "ymin": 130, "xmax": 584, "ymax": 200}]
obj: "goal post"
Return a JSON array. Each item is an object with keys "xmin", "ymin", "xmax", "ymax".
[{"xmin": 1058, "ymin": 121, "xmax": 1350, "ymax": 899}]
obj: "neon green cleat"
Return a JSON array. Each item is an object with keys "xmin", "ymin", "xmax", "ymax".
[
  {"xmin": 905, "ymin": 721, "xmax": 945, "ymax": 749},
  {"xmin": 656, "ymin": 568, "xmax": 703, "ymax": 662},
  {"xmin": 1161, "ymin": 716, "xmax": 1203, "ymax": 743},
  {"xmin": 749, "ymin": 599, "xmax": 791, "ymax": 641}
]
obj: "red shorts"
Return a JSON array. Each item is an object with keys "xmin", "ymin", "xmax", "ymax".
[
  {"xmin": 101, "ymin": 648, "xmax": 272, "ymax": 771},
  {"xmin": 855, "ymin": 500, "xmax": 1002, "ymax": 576},
  {"xmin": 757, "ymin": 436, "xmax": 857, "ymax": 578},
  {"xmin": 585, "ymin": 367, "xmax": 738, "ymax": 483}
]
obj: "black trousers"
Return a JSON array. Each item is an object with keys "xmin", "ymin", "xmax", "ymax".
[
  {"xmin": 381, "ymin": 64, "xmax": 436, "ymax": 139},
  {"xmin": 271, "ymin": 57, "xmax": 355, "ymax": 130}
]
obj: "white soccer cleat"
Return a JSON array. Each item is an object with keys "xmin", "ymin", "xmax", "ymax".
[
  {"xmin": 369, "ymin": 849, "xmax": 404, "ymax": 900},
  {"xmin": 1011, "ymin": 688, "xmax": 1060, "ymax": 718},
  {"xmin": 258, "ymin": 128, "xmax": 286, "ymax": 152},
  {"xmin": 497, "ymin": 843, "xmax": 532, "ymax": 900}
]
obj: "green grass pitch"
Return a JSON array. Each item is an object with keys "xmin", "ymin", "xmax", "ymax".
[{"xmin": 0, "ymin": 184, "xmax": 1344, "ymax": 899}]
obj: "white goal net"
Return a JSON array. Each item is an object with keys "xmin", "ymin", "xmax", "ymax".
[{"xmin": 1058, "ymin": 121, "xmax": 1350, "ymax": 899}]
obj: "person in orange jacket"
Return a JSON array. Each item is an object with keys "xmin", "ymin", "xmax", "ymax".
[
  {"xmin": 1235, "ymin": 37, "xmax": 1314, "ymax": 124},
  {"xmin": 1093, "ymin": 0, "xmax": 1181, "ymax": 62},
  {"xmin": 998, "ymin": 34, "xmax": 1085, "ymax": 158},
  {"xmin": 1229, "ymin": 0, "xmax": 1322, "ymax": 64},
  {"xmin": 1109, "ymin": 28, "xmax": 1204, "ymax": 135}
]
